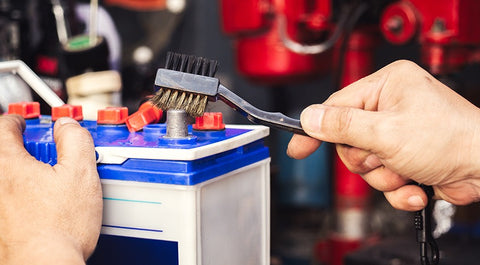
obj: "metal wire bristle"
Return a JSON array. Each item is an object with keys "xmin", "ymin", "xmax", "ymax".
[
  {"xmin": 151, "ymin": 88, "xmax": 168, "ymax": 108},
  {"xmin": 182, "ymin": 93, "xmax": 194, "ymax": 111},
  {"xmin": 150, "ymin": 88, "xmax": 208, "ymax": 117},
  {"xmin": 188, "ymin": 95, "xmax": 208, "ymax": 117},
  {"xmin": 174, "ymin": 92, "xmax": 186, "ymax": 109},
  {"xmin": 166, "ymin": 90, "xmax": 179, "ymax": 109}
]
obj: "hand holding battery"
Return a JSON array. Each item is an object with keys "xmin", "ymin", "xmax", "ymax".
[
  {"xmin": 0, "ymin": 115, "xmax": 102, "ymax": 264},
  {"xmin": 287, "ymin": 60, "xmax": 480, "ymax": 211}
]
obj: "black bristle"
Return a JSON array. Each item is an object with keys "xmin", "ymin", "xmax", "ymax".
[
  {"xmin": 186, "ymin": 55, "xmax": 196, "ymax": 73},
  {"xmin": 165, "ymin": 52, "xmax": 174, "ymax": 69},
  {"xmin": 179, "ymin": 54, "xmax": 188, "ymax": 72},
  {"xmin": 200, "ymin": 58, "xmax": 209, "ymax": 76},
  {"xmin": 208, "ymin": 60, "xmax": 218, "ymax": 77},
  {"xmin": 193, "ymin": 57, "xmax": 202, "ymax": 74},
  {"xmin": 172, "ymin": 54, "xmax": 181, "ymax": 71}
]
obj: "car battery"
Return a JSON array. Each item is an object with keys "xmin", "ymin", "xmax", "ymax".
[{"xmin": 18, "ymin": 103, "xmax": 271, "ymax": 265}]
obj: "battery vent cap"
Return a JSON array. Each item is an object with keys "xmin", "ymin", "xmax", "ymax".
[
  {"xmin": 193, "ymin": 112, "xmax": 225, "ymax": 130},
  {"xmin": 8, "ymin": 102, "xmax": 40, "ymax": 119},
  {"xmin": 125, "ymin": 101, "xmax": 163, "ymax": 132},
  {"xmin": 52, "ymin": 104, "xmax": 83, "ymax": 121},
  {"xmin": 98, "ymin": 107, "xmax": 129, "ymax": 124}
]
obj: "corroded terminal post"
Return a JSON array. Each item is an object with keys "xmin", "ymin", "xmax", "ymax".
[{"xmin": 165, "ymin": 109, "xmax": 189, "ymax": 138}]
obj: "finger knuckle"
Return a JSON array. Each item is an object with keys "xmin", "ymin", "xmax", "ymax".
[
  {"xmin": 326, "ymin": 90, "xmax": 342, "ymax": 103},
  {"xmin": 390, "ymin": 59, "xmax": 419, "ymax": 72},
  {"xmin": 337, "ymin": 146, "xmax": 366, "ymax": 173},
  {"xmin": 374, "ymin": 116, "xmax": 403, "ymax": 153},
  {"xmin": 334, "ymin": 107, "xmax": 354, "ymax": 139}
]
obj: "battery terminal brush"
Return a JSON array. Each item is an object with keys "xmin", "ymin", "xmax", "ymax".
[{"xmin": 150, "ymin": 52, "xmax": 306, "ymax": 135}]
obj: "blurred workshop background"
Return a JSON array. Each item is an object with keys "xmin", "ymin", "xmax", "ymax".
[{"xmin": 3, "ymin": 0, "xmax": 480, "ymax": 264}]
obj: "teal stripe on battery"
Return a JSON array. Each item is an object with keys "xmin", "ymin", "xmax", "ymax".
[{"xmin": 103, "ymin": 197, "xmax": 162, "ymax": 205}]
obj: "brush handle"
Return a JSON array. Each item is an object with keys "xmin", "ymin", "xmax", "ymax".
[{"xmin": 217, "ymin": 85, "xmax": 307, "ymax": 136}]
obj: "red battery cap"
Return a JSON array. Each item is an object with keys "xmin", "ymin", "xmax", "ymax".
[
  {"xmin": 8, "ymin": 102, "xmax": 41, "ymax": 119},
  {"xmin": 193, "ymin": 112, "xmax": 225, "ymax": 131},
  {"xmin": 97, "ymin": 107, "xmax": 129, "ymax": 124},
  {"xmin": 125, "ymin": 101, "xmax": 163, "ymax": 132},
  {"xmin": 51, "ymin": 104, "xmax": 83, "ymax": 121}
]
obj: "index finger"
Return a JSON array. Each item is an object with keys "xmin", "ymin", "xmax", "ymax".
[{"xmin": 287, "ymin": 134, "xmax": 322, "ymax": 159}]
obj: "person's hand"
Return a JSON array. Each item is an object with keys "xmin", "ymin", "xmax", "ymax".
[
  {"xmin": 0, "ymin": 115, "xmax": 102, "ymax": 264},
  {"xmin": 287, "ymin": 60, "xmax": 480, "ymax": 211}
]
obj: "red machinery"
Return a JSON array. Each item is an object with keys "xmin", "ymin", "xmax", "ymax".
[
  {"xmin": 381, "ymin": 0, "xmax": 480, "ymax": 75},
  {"xmin": 220, "ymin": 1, "xmax": 480, "ymax": 265},
  {"xmin": 220, "ymin": 0, "xmax": 333, "ymax": 84}
]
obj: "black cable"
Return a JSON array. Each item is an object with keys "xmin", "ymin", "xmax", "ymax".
[{"xmin": 333, "ymin": 1, "xmax": 370, "ymax": 90}]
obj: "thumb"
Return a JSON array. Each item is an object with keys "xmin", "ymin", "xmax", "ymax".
[
  {"xmin": 300, "ymin": 104, "xmax": 381, "ymax": 151},
  {"xmin": 53, "ymin": 118, "xmax": 97, "ymax": 170}
]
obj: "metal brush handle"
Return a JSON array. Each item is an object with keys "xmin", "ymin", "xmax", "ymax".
[{"xmin": 217, "ymin": 85, "xmax": 307, "ymax": 136}]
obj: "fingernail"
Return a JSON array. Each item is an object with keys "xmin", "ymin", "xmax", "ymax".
[
  {"xmin": 301, "ymin": 105, "xmax": 324, "ymax": 132},
  {"xmin": 407, "ymin": 195, "xmax": 426, "ymax": 208},
  {"xmin": 56, "ymin": 117, "xmax": 79, "ymax": 126}
]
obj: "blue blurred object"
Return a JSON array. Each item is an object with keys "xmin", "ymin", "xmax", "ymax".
[{"xmin": 276, "ymin": 130, "xmax": 332, "ymax": 208}]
